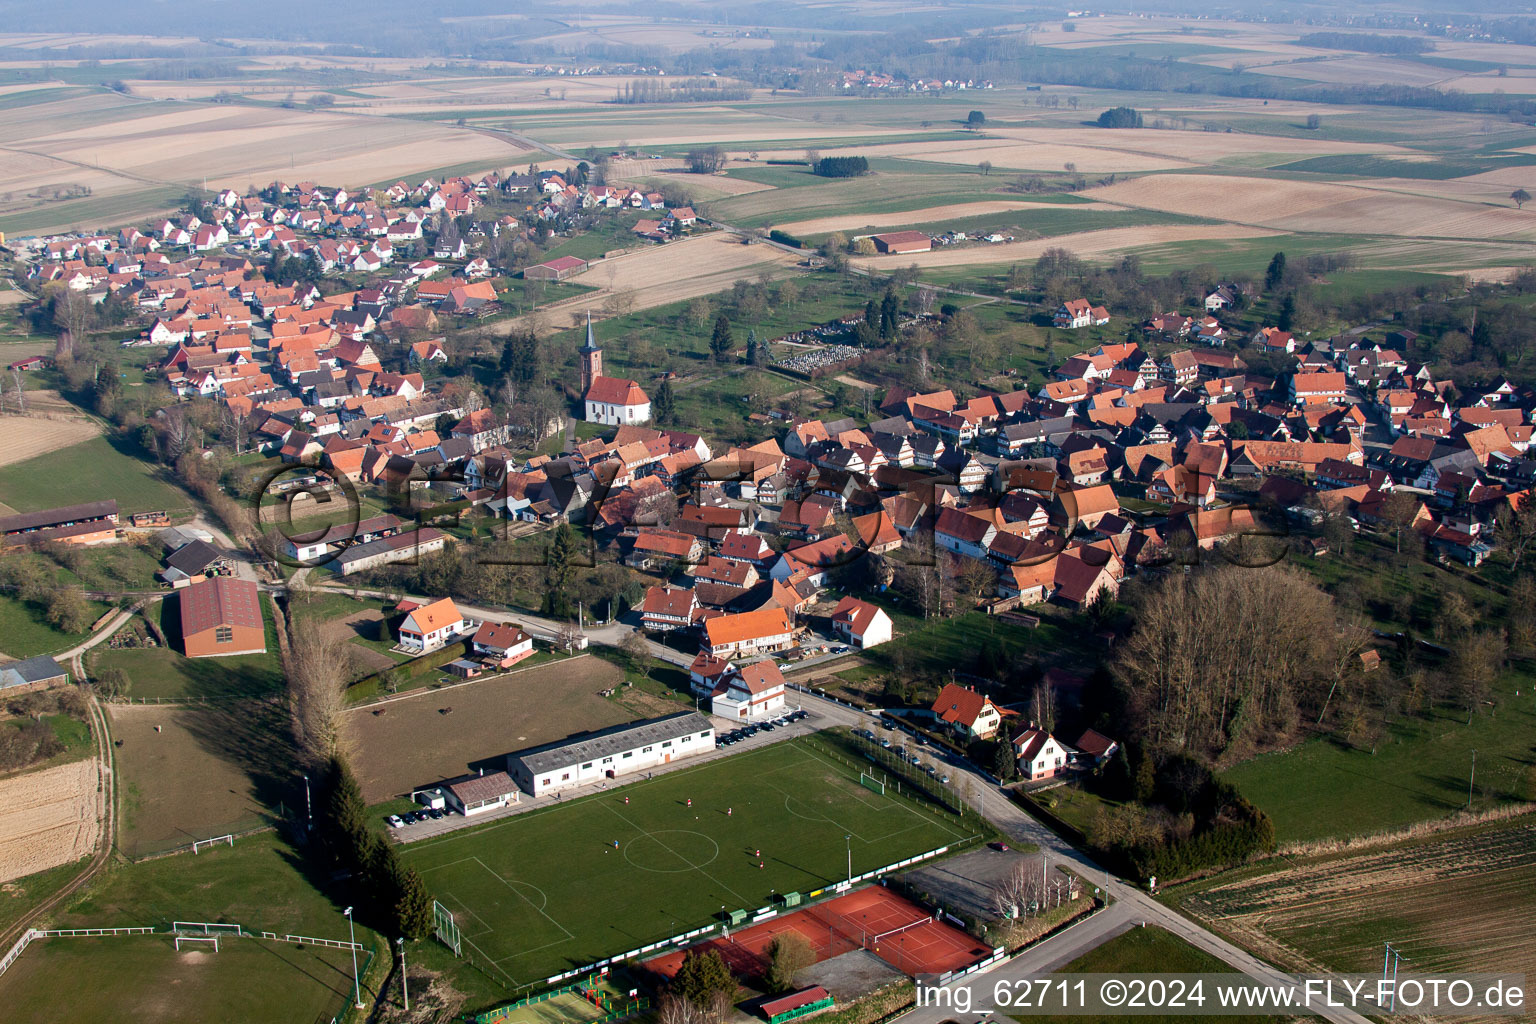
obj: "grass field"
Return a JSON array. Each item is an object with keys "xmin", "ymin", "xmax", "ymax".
[
  {"xmin": 0, "ymin": 435, "xmax": 191, "ymax": 515},
  {"xmin": 404, "ymin": 737, "xmax": 974, "ymax": 988},
  {"xmin": 89, "ymin": 598, "xmax": 284, "ymax": 700},
  {"xmin": 0, "ymin": 935, "xmax": 359, "ymax": 1024},
  {"xmin": 1033, "ymin": 925, "xmax": 1283, "ymax": 1024},
  {"xmin": 0, "ymin": 592, "xmax": 111, "ymax": 659},
  {"xmin": 1222, "ymin": 660, "xmax": 1536, "ymax": 844}
]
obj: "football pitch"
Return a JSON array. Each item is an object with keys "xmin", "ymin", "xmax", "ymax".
[{"xmin": 403, "ymin": 737, "xmax": 974, "ymax": 988}]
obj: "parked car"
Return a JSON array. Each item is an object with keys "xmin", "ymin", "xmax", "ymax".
[
  {"xmin": 427, "ymin": 807, "xmax": 445, "ymax": 820},
  {"xmin": 910, "ymin": 755, "xmax": 922, "ymax": 765},
  {"xmin": 940, "ymin": 774, "xmax": 951, "ymax": 784},
  {"xmin": 386, "ymin": 815, "xmax": 405, "ymax": 829},
  {"xmin": 880, "ymin": 738, "xmax": 892, "ymax": 748}
]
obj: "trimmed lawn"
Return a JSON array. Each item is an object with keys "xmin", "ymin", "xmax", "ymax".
[
  {"xmin": 404, "ymin": 736, "xmax": 975, "ymax": 988},
  {"xmin": 0, "ymin": 435, "xmax": 192, "ymax": 515}
]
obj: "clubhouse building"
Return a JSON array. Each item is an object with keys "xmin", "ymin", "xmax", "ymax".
[{"xmin": 507, "ymin": 711, "xmax": 714, "ymax": 797}]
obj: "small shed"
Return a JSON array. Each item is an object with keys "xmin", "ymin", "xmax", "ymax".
[
  {"xmin": 761, "ymin": 986, "xmax": 834, "ymax": 1024},
  {"xmin": 443, "ymin": 771, "xmax": 519, "ymax": 816},
  {"xmin": 446, "ymin": 658, "xmax": 483, "ymax": 679}
]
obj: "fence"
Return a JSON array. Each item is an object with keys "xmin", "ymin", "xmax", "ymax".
[{"xmin": 0, "ymin": 929, "xmax": 40, "ymax": 980}]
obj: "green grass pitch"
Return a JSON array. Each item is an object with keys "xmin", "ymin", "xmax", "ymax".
[{"xmin": 403, "ymin": 737, "xmax": 974, "ymax": 988}]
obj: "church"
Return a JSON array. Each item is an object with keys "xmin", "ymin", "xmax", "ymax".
[{"xmin": 580, "ymin": 313, "xmax": 651, "ymax": 426}]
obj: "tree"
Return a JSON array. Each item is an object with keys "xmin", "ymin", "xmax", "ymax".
[
  {"xmin": 685, "ymin": 147, "xmax": 726, "ymax": 174},
  {"xmin": 1095, "ymin": 106, "xmax": 1142, "ymax": 129},
  {"xmin": 45, "ymin": 587, "xmax": 92, "ymax": 633},
  {"xmin": 709, "ymin": 315, "xmax": 734, "ymax": 363},
  {"xmin": 1499, "ymin": 491, "xmax": 1536, "ymax": 571},
  {"xmin": 393, "ymin": 863, "xmax": 434, "ymax": 939},
  {"xmin": 51, "ymin": 287, "xmax": 93, "ymax": 361},
  {"xmin": 977, "ymin": 160, "xmax": 993, "ymax": 176},
  {"xmin": 671, "ymin": 949, "xmax": 735, "ymax": 1009},
  {"xmin": 1264, "ymin": 252, "xmax": 1287, "ymax": 292},
  {"xmin": 1277, "ymin": 293, "xmax": 1296, "ymax": 332},
  {"xmin": 1305, "ymin": 113, "xmax": 1322, "ymax": 130},
  {"xmin": 879, "ymin": 289, "xmax": 900, "ymax": 339},
  {"xmin": 966, "ymin": 110, "xmax": 986, "ymax": 126},
  {"xmin": 991, "ymin": 740, "xmax": 1018, "ymax": 781},
  {"xmin": 653, "ymin": 377, "xmax": 676, "ymax": 424},
  {"xmin": 1512, "ymin": 189, "xmax": 1531, "ymax": 210},
  {"xmin": 745, "ymin": 328, "xmax": 758, "ymax": 366},
  {"xmin": 94, "ymin": 665, "xmax": 131, "ymax": 698},
  {"xmin": 1379, "ymin": 491, "xmax": 1422, "ymax": 554},
  {"xmin": 765, "ymin": 933, "xmax": 815, "ymax": 993},
  {"xmin": 286, "ymin": 613, "xmax": 351, "ymax": 767},
  {"xmin": 1030, "ymin": 681, "xmax": 1057, "ymax": 736},
  {"xmin": 621, "ymin": 630, "xmax": 652, "ymax": 676}
]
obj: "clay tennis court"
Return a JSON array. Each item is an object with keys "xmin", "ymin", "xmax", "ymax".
[{"xmin": 646, "ymin": 884, "xmax": 989, "ymax": 980}]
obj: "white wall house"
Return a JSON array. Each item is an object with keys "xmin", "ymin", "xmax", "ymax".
[{"xmin": 508, "ymin": 712, "xmax": 714, "ymax": 797}]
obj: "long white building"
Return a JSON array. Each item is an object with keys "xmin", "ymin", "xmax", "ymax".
[{"xmin": 506, "ymin": 711, "xmax": 714, "ymax": 797}]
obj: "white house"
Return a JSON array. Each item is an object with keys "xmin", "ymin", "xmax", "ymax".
[
  {"xmin": 470, "ymin": 621, "xmax": 534, "ymax": 667},
  {"xmin": 709, "ymin": 660, "xmax": 788, "ymax": 721},
  {"xmin": 1013, "ymin": 727, "xmax": 1067, "ymax": 781},
  {"xmin": 397, "ymin": 597, "xmax": 465, "ymax": 653},
  {"xmin": 507, "ymin": 712, "xmax": 714, "ymax": 796},
  {"xmin": 829, "ymin": 596, "xmax": 893, "ymax": 649},
  {"xmin": 584, "ymin": 376, "xmax": 652, "ymax": 426},
  {"xmin": 931, "ymin": 682, "xmax": 1002, "ymax": 740}
]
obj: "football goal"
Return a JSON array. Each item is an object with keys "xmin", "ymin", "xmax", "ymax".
[
  {"xmin": 174, "ymin": 936, "xmax": 220, "ymax": 952},
  {"xmin": 433, "ymin": 900, "xmax": 461, "ymax": 956},
  {"xmin": 859, "ymin": 772, "xmax": 885, "ymax": 795},
  {"xmin": 192, "ymin": 834, "xmax": 234, "ymax": 854}
]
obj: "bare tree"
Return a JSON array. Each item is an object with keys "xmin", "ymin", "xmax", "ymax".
[
  {"xmin": 9, "ymin": 368, "xmax": 24, "ymax": 413},
  {"xmin": 285, "ymin": 612, "xmax": 351, "ymax": 766},
  {"xmin": 658, "ymin": 995, "xmax": 707, "ymax": 1024},
  {"xmin": 1029, "ymin": 681, "xmax": 1057, "ymax": 735},
  {"xmin": 52, "ymin": 287, "xmax": 92, "ymax": 361}
]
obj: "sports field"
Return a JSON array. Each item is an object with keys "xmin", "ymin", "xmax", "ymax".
[{"xmin": 404, "ymin": 737, "xmax": 974, "ymax": 987}]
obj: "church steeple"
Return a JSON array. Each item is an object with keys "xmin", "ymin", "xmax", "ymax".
[{"xmin": 580, "ymin": 310, "xmax": 602, "ymax": 395}]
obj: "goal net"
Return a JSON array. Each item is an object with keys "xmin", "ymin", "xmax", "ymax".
[
  {"xmin": 174, "ymin": 921, "xmax": 243, "ymax": 937},
  {"xmin": 433, "ymin": 900, "xmax": 461, "ymax": 956},
  {"xmin": 859, "ymin": 773, "xmax": 885, "ymax": 795},
  {"xmin": 174, "ymin": 936, "xmax": 219, "ymax": 952},
  {"xmin": 192, "ymin": 835, "xmax": 234, "ymax": 854}
]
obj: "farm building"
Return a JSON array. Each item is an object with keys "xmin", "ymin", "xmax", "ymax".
[
  {"xmin": 180, "ymin": 577, "xmax": 266, "ymax": 658},
  {"xmin": 0, "ymin": 500, "xmax": 119, "ymax": 549},
  {"xmin": 158, "ymin": 539, "xmax": 233, "ymax": 588},
  {"xmin": 0, "ymin": 655, "xmax": 69, "ymax": 693},
  {"xmin": 524, "ymin": 255, "xmax": 589, "ymax": 281},
  {"xmin": 507, "ymin": 711, "xmax": 714, "ymax": 797},
  {"xmin": 332, "ymin": 527, "xmax": 449, "ymax": 575},
  {"xmin": 870, "ymin": 231, "xmax": 932, "ymax": 255},
  {"xmin": 443, "ymin": 770, "xmax": 520, "ymax": 816}
]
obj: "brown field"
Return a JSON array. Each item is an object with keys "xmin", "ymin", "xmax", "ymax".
[
  {"xmin": 851, "ymin": 223, "xmax": 1280, "ymax": 270},
  {"xmin": 0, "ymin": 758, "xmax": 102, "ymax": 883},
  {"xmin": 503, "ymin": 232, "xmax": 801, "ymax": 332},
  {"xmin": 1184, "ymin": 819, "xmax": 1536, "ymax": 1024},
  {"xmin": 1085, "ymin": 173, "xmax": 1536, "ymax": 240},
  {"xmin": 109, "ymin": 702, "xmax": 282, "ymax": 859},
  {"xmin": 0, "ymin": 413, "xmax": 101, "ymax": 468},
  {"xmin": 777, "ymin": 199, "xmax": 1120, "ymax": 236},
  {"xmin": 344, "ymin": 654, "xmax": 655, "ymax": 803}
]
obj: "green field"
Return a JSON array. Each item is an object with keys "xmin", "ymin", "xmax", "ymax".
[
  {"xmin": 0, "ymin": 832, "xmax": 379, "ymax": 1024},
  {"xmin": 404, "ymin": 736, "xmax": 973, "ymax": 987},
  {"xmin": 0, "ymin": 592, "xmax": 111, "ymax": 659},
  {"xmin": 0, "ymin": 935, "xmax": 358, "ymax": 1024},
  {"xmin": 1223, "ymin": 662, "xmax": 1536, "ymax": 844},
  {"xmin": 1032, "ymin": 925, "xmax": 1282, "ymax": 1024},
  {"xmin": 0, "ymin": 435, "xmax": 191, "ymax": 515}
]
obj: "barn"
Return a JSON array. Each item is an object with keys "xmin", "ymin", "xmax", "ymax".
[
  {"xmin": 523, "ymin": 255, "xmax": 589, "ymax": 281},
  {"xmin": 180, "ymin": 577, "xmax": 266, "ymax": 658},
  {"xmin": 870, "ymin": 231, "xmax": 932, "ymax": 255}
]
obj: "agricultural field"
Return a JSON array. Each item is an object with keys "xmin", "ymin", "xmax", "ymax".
[
  {"xmin": 403, "ymin": 736, "xmax": 975, "ymax": 987},
  {"xmin": 0, "ymin": 758, "xmax": 103, "ymax": 884},
  {"xmin": 0, "ymin": 435, "xmax": 190, "ymax": 516},
  {"xmin": 344, "ymin": 653, "xmax": 664, "ymax": 804},
  {"xmin": 0, "ymin": 412, "xmax": 100, "ymax": 469},
  {"xmin": 1179, "ymin": 817, "xmax": 1536, "ymax": 1024},
  {"xmin": 109, "ymin": 702, "xmax": 286, "ymax": 861}
]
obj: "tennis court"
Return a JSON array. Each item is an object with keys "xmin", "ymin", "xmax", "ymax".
[{"xmin": 646, "ymin": 885, "xmax": 991, "ymax": 980}]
